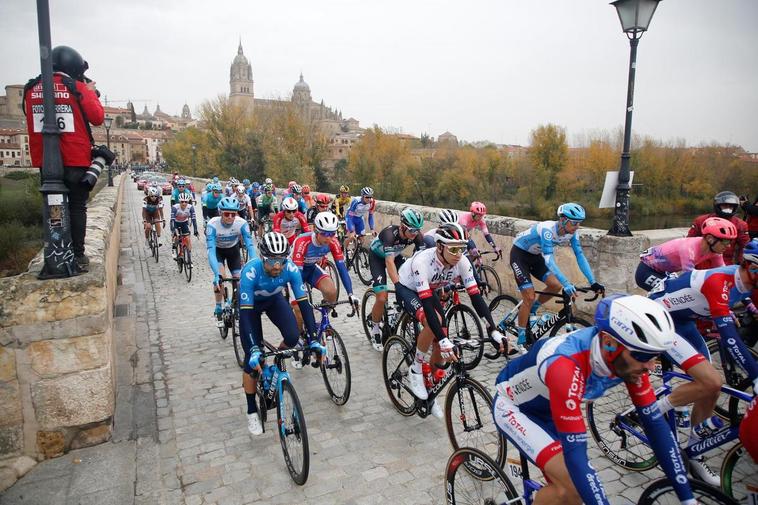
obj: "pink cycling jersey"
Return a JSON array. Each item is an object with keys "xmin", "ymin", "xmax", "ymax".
[
  {"xmin": 458, "ymin": 211, "xmax": 489, "ymax": 236},
  {"xmin": 640, "ymin": 237, "xmax": 724, "ymax": 274}
]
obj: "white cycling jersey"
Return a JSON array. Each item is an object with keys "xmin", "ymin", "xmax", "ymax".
[{"xmin": 397, "ymin": 247, "xmax": 477, "ymax": 299}]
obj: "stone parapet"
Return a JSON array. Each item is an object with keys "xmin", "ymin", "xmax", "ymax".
[{"xmin": 0, "ymin": 173, "xmax": 125, "ymax": 489}]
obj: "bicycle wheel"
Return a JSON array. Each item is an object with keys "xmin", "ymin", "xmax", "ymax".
[
  {"xmin": 550, "ymin": 316, "xmax": 593, "ymax": 337},
  {"xmin": 152, "ymin": 231, "xmax": 159, "ymax": 262},
  {"xmin": 446, "ymin": 305, "xmax": 484, "ymax": 371},
  {"xmin": 637, "ymin": 478, "xmax": 738, "ymax": 505},
  {"xmin": 183, "ymin": 248, "xmax": 192, "ymax": 282},
  {"xmin": 382, "ymin": 335, "xmax": 417, "ymax": 416},
  {"xmin": 176, "ymin": 244, "xmax": 183, "ymax": 273},
  {"xmin": 232, "ymin": 312, "xmax": 244, "ymax": 369},
  {"xmin": 277, "ymin": 379, "xmax": 310, "ymax": 486},
  {"xmin": 398, "ymin": 313, "xmax": 420, "ymax": 350},
  {"xmin": 445, "ymin": 377, "xmax": 506, "ymax": 468},
  {"xmin": 721, "ymin": 442, "xmax": 758, "ymax": 502},
  {"xmin": 354, "ymin": 247, "xmax": 372, "ymax": 286},
  {"xmin": 488, "ymin": 294, "xmax": 519, "ymax": 335},
  {"xmin": 477, "ymin": 265, "xmax": 502, "ymax": 301},
  {"xmin": 445, "ymin": 447, "xmax": 518, "ymax": 505},
  {"xmin": 320, "ymin": 326, "xmax": 351, "ymax": 405},
  {"xmin": 219, "ymin": 287, "xmax": 230, "ymax": 340},
  {"xmin": 360, "ymin": 289, "xmax": 377, "ymax": 343},
  {"xmin": 325, "ymin": 260, "xmax": 341, "ymax": 301}
]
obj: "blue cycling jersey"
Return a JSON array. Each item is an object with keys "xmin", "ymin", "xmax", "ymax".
[{"xmin": 203, "ymin": 192, "xmax": 223, "ymax": 210}]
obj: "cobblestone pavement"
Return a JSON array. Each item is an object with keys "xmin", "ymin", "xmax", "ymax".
[{"xmin": 122, "ymin": 186, "xmax": 722, "ymax": 505}]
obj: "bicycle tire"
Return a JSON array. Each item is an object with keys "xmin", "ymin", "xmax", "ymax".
[
  {"xmin": 727, "ymin": 378, "xmax": 753, "ymax": 422},
  {"xmin": 184, "ymin": 248, "xmax": 192, "ymax": 282},
  {"xmin": 398, "ymin": 312, "xmax": 419, "ymax": 349},
  {"xmin": 720, "ymin": 442, "xmax": 757, "ymax": 502},
  {"xmin": 446, "ymin": 305, "xmax": 484, "ymax": 371},
  {"xmin": 488, "ymin": 294, "xmax": 519, "ymax": 333},
  {"xmin": 549, "ymin": 316, "xmax": 593, "ymax": 337},
  {"xmin": 325, "ymin": 260, "xmax": 341, "ymax": 301},
  {"xmin": 354, "ymin": 247, "xmax": 372, "ymax": 286},
  {"xmin": 320, "ymin": 326, "xmax": 351, "ymax": 405},
  {"xmin": 176, "ymin": 245, "xmax": 183, "ymax": 273},
  {"xmin": 277, "ymin": 379, "xmax": 309, "ymax": 485},
  {"xmin": 445, "ymin": 447, "xmax": 518, "ymax": 505},
  {"xmin": 232, "ymin": 309, "xmax": 244, "ymax": 369},
  {"xmin": 477, "ymin": 264, "xmax": 502, "ymax": 301},
  {"xmin": 360, "ymin": 289, "xmax": 377, "ymax": 343},
  {"xmin": 637, "ymin": 477, "xmax": 738, "ymax": 505},
  {"xmin": 382, "ymin": 335, "xmax": 417, "ymax": 416},
  {"xmin": 445, "ymin": 377, "xmax": 507, "ymax": 468},
  {"xmin": 219, "ymin": 286, "xmax": 230, "ymax": 340},
  {"xmin": 255, "ymin": 381, "xmax": 268, "ymax": 429}
]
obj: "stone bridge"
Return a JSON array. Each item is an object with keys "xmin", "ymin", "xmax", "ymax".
[{"xmin": 0, "ymin": 175, "xmax": 704, "ymax": 504}]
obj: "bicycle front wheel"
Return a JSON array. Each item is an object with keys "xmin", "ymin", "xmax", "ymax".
[
  {"xmin": 477, "ymin": 265, "xmax": 502, "ymax": 301},
  {"xmin": 382, "ymin": 335, "xmax": 417, "ymax": 416},
  {"xmin": 445, "ymin": 377, "xmax": 506, "ymax": 468},
  {"xmin": 445, "ymin": 447, "xmax": 518, "ymax": 505},
  {"xmin": 320, "ymin": 327, "xmax": 351, "ymax": 405},
  {"xmin": 550, "ymin": 316, "xmax": 593, "ymax": 337},
  {"xmin": 354, "ymin": 247, "xmax": 372, "ymax": 286},
  {"xmin": 277, "ymin": 379, "xmax": 310, "ymax": 486},
  {"xmin": 721, "ymin": 442, "xmax": 758, "ymax": 502},
  {"xmin": 360, "ymin": 289, "xmax": 376, "ymax": 343},
  {"xmin": 183, "ymin": 249, "xmax": 192, "ymax": 282},
  {"xmin": 637, "ymin": 478, "xmax": 738, "ymax": 505},
  {"xmin": 325, "ymin": 260, "xmax": 341, "ymax": 301},
  {"xmin": 446, "ymin": 305, "xmax": 484, "ymax": 370},
  {"xmin": 232, "ymin": 314, "xmax": 244, "ymax": 368}
]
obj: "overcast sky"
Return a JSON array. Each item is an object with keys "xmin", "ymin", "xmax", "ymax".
[{"xmin": 2, "ymin": 0, "xmax": 756, "ymax": 150}]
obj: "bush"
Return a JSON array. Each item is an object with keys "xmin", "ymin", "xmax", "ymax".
[
  {"xmin": 3, "ymin": 171, "xmax": 35, "ymax": 181},
  {"xmin": 0, "ymin": 220, "xmax": 42, "ymax": 275},
  {"xmin": 0, "ymin": 179, "xmax": 43, "ymax": 227}
]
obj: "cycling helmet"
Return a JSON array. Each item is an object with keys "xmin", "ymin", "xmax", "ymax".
[
  {"xmin": 713, "ymin": 191, "xmax": 740, "ymax": 218},
  {"xmin": 288, "ymin": 180, "xmax": 297, "ymax": 189},
  {"xmin": 339, "ymin": 185, "xmax": 350, "ymax": 193},
  {"xmin": 361, "ymin": 187, "xmax": 374, "ymax": 197},
  {"xmin": 701, "ymin": 217, "xmax": 737, "ymax": 240},
  {"xmin": 264, "ymin": 177, "xmax": 273, "ymax": 185},
  {"xmin": 470, "ymin": 201, "xmax": 487, "ymax": 215},
  {"xmin": 52, "ymin": 46, "xmax": 88, "ymax": 79},
  {"xmin": 242, "ymin": 178, "xmax": 250, "ymax": 186},
  {"xmin": 302, "ymin": 184, "xmax": 311, "ymax": 194},
  {"xmin": 147, "ymin": 186, "xmax": 160, "ymax": 197},
  {"xmin": 557, "ymin": 202, "xmax": 586, "ymax": 221},
  {"xmin": 315, "ymin": 194, "xmax": 331, "ymax": 206},
  {"xmin": 291, "ymin": 184, "xmax": 302, "ymax": 195},
  {"xmin": 434, "ymin": 222, "xmax": 468, "ymax": 245},
  {"xmin": 177, "ymin": 178, "xmax": 186, "ymax": 185},
  {"xmin": 438, "ymin": 209, "xmax": 459, "ymax": 225},
  {"xmin": 259, "ymin": 232, "xmax": 290, "ymax": 257},
  {"xmin": 205, "ymin": 183, "xmax": 212, "ymax": 191},
  {"xmin": 314, "ymin": 212, "xmax": 339, "ymax": 233},
  {"xmin": 595, "ymin": 294, "xmax": 675, "ymax": 355},
  {"xmin": 212, "ymin": 176, "xmax": 219, "ymax": 183},
  {"xmin": 252, "ymin": 181, "xmax": 260, "ymax": 189},
  {"xmin": 210, "ymin": 183, "xmax": 222, "ymax": 192},
  {"xmin": 262, "ymin": 183, "xmax": 273, "ymax": 192},
  {"xmin": 400, "ymin": 207, "xmax": 424, "ymax": 230},
  {"xmin": 218, "ymin": 196, "xmax": 239, "ymax": 212},
  {"xmin": 742, "ymin": 239, "xmax": 758, "ymax": 265},
  {"xmin": 236, "ymin": 184, "xmax": 246, "ymax": 194},
  {"xmin": 282, "ymin": 197, "xmax": 298, "ymax": 212},
  {"xmin": 178, "ymin": 193, "xmax": 192, "ymax": 203}
]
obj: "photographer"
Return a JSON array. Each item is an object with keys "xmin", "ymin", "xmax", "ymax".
[
  {"xmin": 741, "ymin": 194, "xmax": 758, "ymax": 240},
  {"xmin": 23, "ymin": 45, "xmax": 111, "ymax": 271}
]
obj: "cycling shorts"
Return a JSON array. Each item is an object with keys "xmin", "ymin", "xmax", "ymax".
[
  {"xmin": 174, "ymin": 221, "xmax": 190, "ymax": 235},
  {"xmin": 301, "ymin": 264, "xmax": 329, "ymax": 289},
  {"xmin": 142, "ymin": 209, "xmax": 162, "ymax": 223},
  {"xmin": 673, "ymin": 319, "xmax": 710, "ymax": 360},
  {"xmin": 215, "ymin": 246, "xmax": 242, "ymax": 275},
  {"xmin": 346, "ymin": 215, "xmax": 365, "ymax": 235},
  {"xmin": 369, "ymin": 251, "xmax": 404, "ymax": 293},
  {"xmin": 241, "ymin": 293, "xmax": 300, "ymax": 374},
  {"xmin": 635, "ymin": 261, "xmax": 666, "ymax": 292},
  {"xmin": 396, "ymin": 282, "xmax": 425, "ymax": 323},
  {"xmin": 493, "ymin": 393, "xmax": 563, "ymax": 470},
  {"xmin": 510, "ymin": 246, "xmax": 550, "ymax": 291}
]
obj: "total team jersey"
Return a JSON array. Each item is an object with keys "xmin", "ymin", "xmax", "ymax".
[
  {"xmin": 397, "ymin": 247, "xmax": 478, "ymax": 299},
  {"xmin": 369, "ymin": 224, "xmax": 426, "ymax": 258},
  {"xmin": 239, "ymin": 258, "xmax": 308, "ymax": 306},
  {"xmin": 291, "ymin": 232, "xmax": 353, "ymax": 293}
]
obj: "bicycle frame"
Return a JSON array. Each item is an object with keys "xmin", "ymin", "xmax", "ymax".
[{"xmin": 260, "ymin": 350, "xmax": 296, "ymax": 438}]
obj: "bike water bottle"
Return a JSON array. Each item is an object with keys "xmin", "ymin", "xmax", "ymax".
[
  {"xmin": 692, "ymin": 416, "xmax": 724, "ymax": 438},
  {"xmin": 528, "ymin": 314, "xmax": 538, "ymax": 329},
  {"xmin": 675, "ymin": 406, "xmax": 691, "ymax": 428},
  {"xmin": 262, "ymin": 364, "xmax": 273, "ymax": 389},
  {"xmin": 421, "ymin": 362, "xmax": 433, "ymax": 389},
  {"xmin": 387, "ymin": 304, "xmax": 398, "ymax": 328},
  {"xmin": 432, "ymin": 368, "xmax": 446, "ymax": 384}
]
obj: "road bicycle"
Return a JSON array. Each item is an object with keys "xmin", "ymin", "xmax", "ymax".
[
  {"xmin": 290, "ymin": 299, "xmax": 355, "ymax": 405},
  {"xmin": 360, "ymin": 289, "xmax": 419, "ymax": 350},
  {"xmin": 252, "ymin": 342, "xmax": 310, "ymax": 485},
  {"xmin": 347, "ymin": 233, "xmax": 372, "ymax": 286},
  {"xmin": 383, "ymin": 332, "xmax": 507, "ymax": 467},
  {"xmin": 444, "ymin": 446, "xmax": 738, "ymax": 505},
  {"xmin": 436, "ymin": 283, "xmax": 489, "ymax": 370},
  {"xmin": 172, "ymin": 231, "xmax": 193, "ymax": 282},
  {"xmin": 488, "ymin": 287, "xmax": 599, "ymax": 352},
  {"xmin": 467, "ymin": 249, "xmax": 503, "ymax": 301},
  {"xmin": 145, "ymin": 219, "xmax": 164, "ymax": 262},
  {"xmin": 217, "ymin": 277, "xmax": 245, "ymax": 367}
]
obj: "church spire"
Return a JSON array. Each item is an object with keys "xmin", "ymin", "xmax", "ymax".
[{"xmin": 238, "ymin": 37, "xmax": 243, "ymax": 55}]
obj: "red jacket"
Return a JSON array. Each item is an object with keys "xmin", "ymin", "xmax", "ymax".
[
  {"xmin": 687, "ymin": 213, "xmax": 750, "ymax": 264},
  {"xmin": 24, "ymin": 73, "xmax": 104, "ymax": 168}
]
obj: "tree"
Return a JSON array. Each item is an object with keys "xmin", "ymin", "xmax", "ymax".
[{"xmin": 528, "ymin": 124, "xmax": 568, "ymax": 200}]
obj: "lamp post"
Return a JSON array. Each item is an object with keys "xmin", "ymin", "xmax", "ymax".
[
  {"xmin": 191, "ymin": 144, "xmax": 197, "ymax": 174},
  {"xmin": 104, "ymin": 116, "xmax": 113, "ymax": 186},
  {"xmin": 607, "ymin": 0, "xmax": 661, "ymax": 237}
]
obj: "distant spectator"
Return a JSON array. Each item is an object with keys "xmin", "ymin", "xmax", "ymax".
[{"xmin": 688, "ymin": 191, "xmax": 749, "ymax": 264}]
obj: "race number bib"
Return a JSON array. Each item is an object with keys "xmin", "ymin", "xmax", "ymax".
[{"xmin": 32, "ymin": 104, "xmax": 75, "ymax": 133}]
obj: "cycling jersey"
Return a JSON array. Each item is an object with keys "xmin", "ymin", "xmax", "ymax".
[
  {"xmin": 170, "ymin": 203, "xmax": 197, "ymax": 233},
  {"xmin": 332, "ymin": 196, "xmax": 352, "ymax": 218},
  {"xmin": 688, "ymin": 213, "xmax": 750, "ymax": 264},
  {"xmin": 206, "ymin": 216, "xmax": 256, "ymax": 279},
  {"xmin": 291, "ymin": 232, "xmax": 353, "ymax": 294},
  {"xmin": 397, "ymin": 247, "xmax": 478, "ymax": 300},
  {"xmin": 459, "ymin": 211, "xmax": 496, "ymax": 248},
  {"xmin": 202, "ymin": 192, "xmax": 223, "ymax": 210},
  {"xmin": 272, "ymin": 210, "xmax": 310, "ymax": 243},
  {"xmin": 512, "ymin": 220, "xmax": 595, "ymax": 288},
  {"xmin": 171, "ymin": 187, "xmax": 193, "ymax": 203},
  {"xmin": 345, "ymin": 197, "xmax": 375, "ymax": 233},
  {"xmin": 494, "ymin": 327, "xmax": 696, "ymax": 505},
  {"xmin": 236, "ymin": 193, "xmax": 252, "ymax": 211},
  {"xmin": 649, "ymin": 265, "xmax": 758, "ymax": 381},
  {"xmin": 369, "ymin": 224, "xmax": 426, "ymax": 259},
  {"xmin": 640, "ymin": 237, "xmax": 725, "ymax": 273},
  {"xmin": 143, "ymin": 196, "xmax": 163, "ymax": 213},
  {"xmin": 255, "ymin": 194, "xmax": 278, "ymax": 216}
]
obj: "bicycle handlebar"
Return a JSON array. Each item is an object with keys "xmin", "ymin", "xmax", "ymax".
[
  {"xmin": 533, "ymin": 286, "xmax": 604, "ymax": 302},
  {"xmin": 477, "ymin": 250, "xmax": 502, "ymax": 261},
  {"xmin": 315, "ymin": 299, "xmax": 358, "ymax": 317}
]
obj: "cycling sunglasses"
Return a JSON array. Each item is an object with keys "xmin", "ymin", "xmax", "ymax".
[
  {"xmin": 566, "ymin": 219, "xmax": 583, "ymax": 226},
  {"xmin": 405, "ymin": 227, "xmax": 421, "ymax": 235},
  {"xmin": 284, "ymin": 209, "xmax": 295, "ymax": 213},
  {"xmin": 748, "ymin": 265, "xmax": 758, "ymax": 275},
  {"xmin": 264, "ymin": 257, "xmax": 287, "ymax": 266},
  {"xmin": 629, "ymin": 350, "xmax": 659, "ymax": 363},
  {"xmin": 317, "ymin": 230, "xmax": 336, "ymax": 237},
  {"xmin": 446, "ymin": 245, "xmax": 466, "ymax": 255},
  {"xmin": 221, "ymin": 211, "xmax": 237, "ymax": 218}
]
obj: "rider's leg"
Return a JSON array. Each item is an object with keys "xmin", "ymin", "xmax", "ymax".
[
  {"xmin": 371, "ymin": 290, "xmax": 388, "ymax": 324},
  {"xmin": 538, "ymin": 454, "xmax": 583, "ymax": 505},
  {"xmin": 315, "ymin": 275, "xmax": 337, "ymax": 303},
  {"xmin": 541, "ymin": 274, "xmax": 563, "ymax": 306}
]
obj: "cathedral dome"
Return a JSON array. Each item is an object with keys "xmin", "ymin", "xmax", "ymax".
[{"xmin": 294, "ymin": 73, "xmax": 310, "ymax": 91}]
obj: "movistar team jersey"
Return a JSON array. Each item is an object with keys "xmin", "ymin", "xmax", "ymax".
[
  {"xmin": 239, "ymin": 258, "xmax": 308, "ymax": 305},
  {"xmin": 369, "ymin": 224, "xmax": 425, "ymax": 258}
]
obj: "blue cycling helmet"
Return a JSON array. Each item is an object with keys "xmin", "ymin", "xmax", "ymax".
[
  {"xmin": 743, "ymin": 239, "xmax": 758, "ymax": 265},
  {"xmin": 594, "ymin": 294, "xmax": 675, "ymax": 356},
  {"xmin": 242, "ymin": 178, "xmax": 250, "ymax": 186},
  {"xmin": 252, "ymin": 181, "xmax": 260, "ymax": 189},
  {"xmin": 210, "ymin": 182, "xmax": 223, "ymax": 192},
  {"xmin": 218, "ymin": 196, "xmax": 239, "ymax": 212},
  {"xmin": 177, "ymin": 178, "xmax": 186, "ymax": 186},
  {"xmin": 557, "ymin": 202, "xmax": 585, "ymax": 221},
  {"xmin": 212, "ymin": 176, "xmax": 219, "ymax": 183}
]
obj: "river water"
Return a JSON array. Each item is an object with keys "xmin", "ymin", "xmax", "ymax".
[{"xmin": 583, "ymin": 213, "xmax": 694, "ymax": 231}]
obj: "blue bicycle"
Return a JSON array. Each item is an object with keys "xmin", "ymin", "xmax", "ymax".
[{"xmin": 253, "ymin": 343, "xmax": 309, "ymax": 485}]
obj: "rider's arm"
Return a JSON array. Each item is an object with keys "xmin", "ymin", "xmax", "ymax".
[
  {"xmin": 570, "ymin": 234, "xmax": 596, "ymax": 285},
  {"xmin": 272, "ymin": 212, "xmax": 283, "ymax": 232},
  {"xmin": 627, "ymin": 375, "xmax": 695, "ymax": 505},
  {"xmin": 206, "ymin": 226, "xmax": 221, "ymax": 281},
  {"xmin": 286, "ymin": 263, "xmax": 317, "ymax": 337},
  {"xmin": 238, "ymin": 264, "xmax": 259, "ymax": 347},
  {"xmin": 189, "ymin": 205, "xmax": 198, "ymax": 233},
  {"xmin": 297, "ymin": 213, "xmax": 310, "ymax": 233},
  {"xmin": 328, "ymin": 238, "xmax": 354, "ymax": 294},
  {"xmin": 240, "ymin": 222, "xmax": 257, "ymax": 260},
  {"xmin": 169, "ymin": 205, "xmax": 177, "ymax": 233},
  {"xmin": 368, "ymin": 200, "xmax": 375, "ymax": 231},
  {"xmin": 385, "ymin": 255, "xmax": 401, "ymax": 285}
]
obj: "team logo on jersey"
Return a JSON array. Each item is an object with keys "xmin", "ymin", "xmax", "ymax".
[{"xmin": 544, "ymin": 230, "xmax": 553, "ymax": 241}]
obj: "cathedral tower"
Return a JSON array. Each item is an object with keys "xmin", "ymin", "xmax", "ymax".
[{"xmin": 230, "ymin": 41, "xmax": 254, "ymax": 112}]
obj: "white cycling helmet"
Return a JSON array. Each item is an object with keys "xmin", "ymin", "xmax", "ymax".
[
  {"xmin": 438, "ymin": 209, "xmax": 459, "ymax": 225},
  {"xmin": 361, "ymin": 186, "xmax": 374, "ymax": 197},
  {"xmin": 148, "ymin": 186, "xmax": 161, "ymax": 197},
  {"xmin": 281, "ymin": 197, "xmax": 299, "ymax": 212},
  {"xmin": 595, "ymin": 294, "xmax": 675, "ymax": 357},
  {"xmin": 259, "ymin": 231, "xmax": 290, "ymax": 257},
  {"xmin": 236, "ymin": 184, "xmax": 245, "ymax": 194},
  {"xmin": 434, "ymin": 222, "xmax": 468, "ymax": 246},
  {"xmin": 314, "ymin": 212, "xmax": 339, "ymax": 233},
  {"xmin": 178, "ymin": 193, "xmax": 192, "ymax": 203}
]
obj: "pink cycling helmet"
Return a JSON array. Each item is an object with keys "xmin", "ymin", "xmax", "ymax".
[
  {"xmin": 701, "ymin": 217, "xmax": 737, "ymax": 240},
  {"xmin": 470, "ymin": 201, "xmax": 487, "ymax": 215}
]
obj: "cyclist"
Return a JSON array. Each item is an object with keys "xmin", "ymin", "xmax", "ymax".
[
  {"xmin": 344, "ymin": 186, "xmax": 376, "ymax": 254},
  {"xmin": 510, "ymin": 203, "xmax": 604, "ymax": 346},
  {"xmin": 224, "ymin": 177, "xmax": 239, "ymax": 197},
  {"xmin": 206, "ymin": 196, "xmax": 257, "ymax": 326},
  {"xmin": 459, "ymin": 201, "xmax": 502, "ymax": 258},
  {"xmin": 301, "ymin": 184, "xmax": 314, "ymax": 209},
  {"xmin": 366, "ymin": 208, "xmax": 427, "ymax": 351},
  {"xmin": 422, "ymin": 209, "xmax": 459, "ymax": 248},
  {"xmin": 273, "ymin": 197, "xmax": 310, "ymax": 245},
  {"xmin": 142, "ymin": 186, "xmax": 165, "ymax": 246},
  {"xmin": 202, "ymin": 182, "xmax": 224, "ymax": 224},
  {"xmin": 235, "ymin": 184, "xmax": 253, "ymax": 222},
  {"xmin": 636, "ymin": 217, "xmax": 736, "ymax": 291},
  {"xmin": 306, "ymin": 193, "xmax": 331, "ymax": 225},
  {"xmin": 239, "ymin": 232, "xmax": 322, "ymax": 435},
  {"xmin": 248, "ymin": 181, "xmax": 261, "ymax": 202},
  {"xmin": 170, "ymin": 193, "xmax": 199, "ymax": 260},
  {"xmin": 171, "ymin": 178, "xmax": 193, "ymax": 206},
  {"xmin": 255, "ymin": 183, "xmax": 279, "ymax": 237},
  {"xmin": 332, "ymin": 184, "xmax": 352, "ymax": 219},
  {"xmin": 493, "ymin": 294, "xmax": 696, "ymax": 505},
  {"xmin": 396, "ymin": 223, "xmax": 506, "ymax": 418},
  {"xmin": 688, "ymin": 191, "xmax": 750, "ymax": 264},
  {"xmin": 284, "ymin": 183, "xmax": 308, "ymax": 214}
]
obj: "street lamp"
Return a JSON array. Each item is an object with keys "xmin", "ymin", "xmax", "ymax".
[
  {"xmin": 607, "ymin": 0, "xmax": 661, "ymax": 237},
  {"xmin": 191, "ymin": 144, "xmax": 197, "ymax": 174},
  {"xmin": 104, "ymin": 116, "xmax": 113, "ymax": 186}
]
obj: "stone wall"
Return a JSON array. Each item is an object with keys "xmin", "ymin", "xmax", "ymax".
[{"xmin": 0, "ymin": 174, "xmax": 125, "ymax": 488}]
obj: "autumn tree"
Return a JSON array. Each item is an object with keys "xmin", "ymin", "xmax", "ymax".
[{"xmin": 528, "ymin": 124, "xmax": 568, "ymax": 200}]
